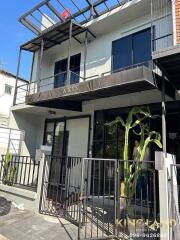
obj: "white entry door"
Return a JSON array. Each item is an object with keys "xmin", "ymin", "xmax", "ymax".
[{"xmin": 66, "ymin": 117, "xmax": 90, "ymax": 158}]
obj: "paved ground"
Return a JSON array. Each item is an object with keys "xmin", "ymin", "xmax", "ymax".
[{"xmin": 0, "ymin": 198, "xmax": 78, "ymax": 240}]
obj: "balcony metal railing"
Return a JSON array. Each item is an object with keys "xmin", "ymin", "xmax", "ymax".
[
  {"xmin": 151, "ymin": 0, "xmax": 174, "ymax": 52},
  {"xmin": 14, "ymin": 60, "xmax": 154, "ymax": 106}
]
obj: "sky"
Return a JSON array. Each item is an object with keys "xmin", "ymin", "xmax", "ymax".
[{"xmin": 0, "ymin": 0, "xmax": 42, "ymax": 80}]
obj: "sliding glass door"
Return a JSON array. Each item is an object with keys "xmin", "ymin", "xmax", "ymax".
[{"xmin": 112, "ymin": 28, "xmax": 151, "ymax": 72}]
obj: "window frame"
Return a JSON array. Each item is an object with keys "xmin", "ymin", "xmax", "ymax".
[
  {"xmin": 4, "ymin": 84, "xmax": 13, "ymax": 95},
  {"xmin": 111, "ymin": 27, "xmax": 152, "ymax": 73}
]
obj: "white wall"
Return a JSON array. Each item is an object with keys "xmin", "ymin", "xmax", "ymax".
[
  {"xmin": 0, "ymin": 72, "xmax": 26, "ymax": 126},
  {"xmin": 9, "ymin": 110, "xmax": 45, "ymax": 156},
  {"xmin": 0, "ymin": 127, "xmax": 23, "ymax": 155}
]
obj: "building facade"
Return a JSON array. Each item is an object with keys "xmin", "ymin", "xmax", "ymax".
[
  {"xmin": 1, "ymin": 0, "xmax": 180, "ymax": 239},
  {"xmin": 0, "ymin": 70, "xmax": 27, "ymax": 155}
]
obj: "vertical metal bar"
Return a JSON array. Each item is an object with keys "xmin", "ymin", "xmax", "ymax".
[
  {"xmin": 102, "ymin": 160, "xmax": 105, "ymax": 239},
  {"xmin": 162, "ymin": 75, "xmax": 167, "ymax": 154},
  {"xmin": 78, "ymin": 157, "xmax": 85, "ymax": 240},
  {"xmin": 13, "ymin": 156, "xmax": 17, "ymax": 184},
  {"xmin": 20, "ymin": 156, "xmax": 24, "ymax": 185},
  {"xmin": 23, "ymin": 157, "xmax": 28, "ymax": 185},
  {"xmin": 30, "ymin": 52, "xmax": 35, "ymax": 84},
  {"xmin": 36, "ymin": 161, "xmax": 40, "ymax": 189},
  {"xmin": 84, "ymin": 158, "xmax": 88, "ymax": 238},
  {"xmin": 114, "ymin": 160, "xmax": 117, "ymax": 237},
  {"xmin": 31, "ymin": 159, "xmax": 36, "ymax": 187},
  {"xmin": 13, "ymin": 48, "xmax": 22, "ymax": 106},
  {"xmin": 37, "ymin": 38, "xmax": 44, "ymax": 92},
  {"xmin": 29, "ymin": 52, "xmax": 35, "ymax": 94},
  {"xmin": 84, "ymin": 30, "xmax": 88, "ymax": 81},
  {"xmin": 150, "ymin": 0, "xmax": 154, "ymax": 53},
  {"xmin": 67, "ymin": 21, "xmax": 72, "ymax": 85},
  {"xmin": 153, "ymin": 171, "xmax": 157, "ymax": 220},
  {"xmin": 39, "ymin": 155, "xmax": 47, "ymax": 213},
  {"xmin": 108, "ymin": 161, "xmax": 111, "ymax": 233},
  {"xmin": 147, "ymin": 180, "xmax": 150, "ymax": 240},
  {"xmin": 171, "ymin": 164, "xmax": 175, "ymax": 239},
  {"xmin": 27, "ymin": 157, "xmax": 31, "ymax": 186}
]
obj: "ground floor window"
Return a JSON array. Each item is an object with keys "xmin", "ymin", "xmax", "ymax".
[{"xmin": 93, "ymin": 101, "xmax": 180, "ymax": 163}]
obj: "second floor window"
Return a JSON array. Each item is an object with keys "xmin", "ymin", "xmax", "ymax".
[
  {"xmin": 4, "ymin": 84, "xmax": 13, "ymax": 95},
  {"xmin": 54, "ymin": 53, "xmax": 81, "ymax": 88},
  {"xmin": 112, "ymin": 28, "xmax": 151, "ymax": 72}
]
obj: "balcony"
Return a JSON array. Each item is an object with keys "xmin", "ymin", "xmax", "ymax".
[
  {"xmin": 14, "ymin": 0, "xmax": 177, "ymax": 109},
  {"xmin": 14, "ymin": 59, "xmax": 177, "ymax": 112}
]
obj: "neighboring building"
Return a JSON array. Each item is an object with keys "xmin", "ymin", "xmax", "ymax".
[
  {"xmin": 1, "ymin": 0, "xmax": 180, "ymax": 239},
  {"xmin": 0, "ymin": 70, "xmax": 27, "ymax": 155},
  {"xmin": 0, "ymin": 70, "xmax": 27, "ymax": 127}
]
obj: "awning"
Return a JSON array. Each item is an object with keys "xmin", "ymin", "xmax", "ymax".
[
  {"xmin": 21, "ymin": 20, "xmax": 95, "ymax": 52},
  {"xmin": 25, "ymin": 66, "xmax": 172, "ymax": 112},
  {"xmin": 152, "ymin": 45, "xmax": 180, "ymax": 89}
]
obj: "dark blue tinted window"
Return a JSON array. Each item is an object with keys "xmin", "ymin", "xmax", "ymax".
[
  {"xmin": 112, "ymin": 35, "xmax": 132, "ymax": 71},
  {"xmin": 133, "ymin": 29, "xmax": 151, "ymax": 65},
  {"xmin": 54, "ymin": 58, "xmax": 67, "ymax": 88},
  {"xmin": 54, "ymin": 54, "xmax": 81, "ymax": 88},
  {"xmin": 112, "ymin": 28, "xmax": 151, "ymax": 72}
]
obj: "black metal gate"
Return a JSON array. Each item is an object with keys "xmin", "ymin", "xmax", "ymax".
[
  {"xmin": 39, "ymin": 155, "xmax": 83, "ymax": 225},
  {"xmin": 78, "ymin": 158, "xmax": 159, "ymax": 240},
  {"xmin": 40, "ymin": 156, "xmax": 159, "ymax": 239}
]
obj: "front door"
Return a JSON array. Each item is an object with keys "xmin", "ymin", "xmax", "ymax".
[
  {"xmin": 43, "ymin": 117, "xmax": 90, "ymax": 203},
  {"xmin": 43, "ymin": 120, "xmax": 68, "ymax": 202}
]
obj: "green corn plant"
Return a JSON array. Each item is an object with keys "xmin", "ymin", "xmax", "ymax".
[
  {"xmin": 129, "ymin": 123, "xmax": 162, "ymax": 200},
  {"xmin": 106, "ymin": 106, "xmax": 162, "ymax": 214},
  {"xmin": 3, "ymin": 150, "xmax": 16, "ymax": 186}
]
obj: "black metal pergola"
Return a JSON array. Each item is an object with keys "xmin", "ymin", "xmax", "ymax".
[{"xmin": 19, "ymin": 0, "xmax": 128, "ymax": 36}]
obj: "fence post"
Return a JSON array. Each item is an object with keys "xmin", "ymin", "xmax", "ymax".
[
  {"xmin": 36, "ymin": 153, "xmax": 46, "ymax": 213},
  {"xmin": 155, "ymin": 151, "xmax": 177, "ymax": 240},
  {"xmin": 78, "ymin": 157, "xmax": 85, "ymax": 240}
]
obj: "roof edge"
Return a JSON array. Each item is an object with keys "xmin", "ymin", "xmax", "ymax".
[{"xmin": 0, "ymin": 70, "xmax": 28, "ymax": 83}]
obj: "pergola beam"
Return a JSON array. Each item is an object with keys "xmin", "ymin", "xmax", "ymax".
[
  {"xmin": 46, "ymin": 2, "xmax": 64, "ymax": 22},
  {"xmin": 86, "ymin": 0, "xmax": 99, "ymax": 17},
  {"xmin": 20, "ymin": 18, "xmax": 41, "ymax": 35},
  {"xmin": 19, "ymin": 0, "xmax": 109, "ymax": 35}
]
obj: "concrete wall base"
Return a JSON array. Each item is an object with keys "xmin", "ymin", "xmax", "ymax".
[{"xmin": 0, "ymin": 184, "xmax": 39, "ymax": 213}]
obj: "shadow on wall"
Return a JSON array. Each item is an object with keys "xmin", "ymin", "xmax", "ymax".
[
  {"xmin": 0, "ymin": 197, "xmax": 11, "ymax": 216},
  {"xmin": 12, "ymin": 111, "xmax": 45, "ymax": 157}
]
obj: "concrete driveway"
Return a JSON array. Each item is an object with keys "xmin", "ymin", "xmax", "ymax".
[{"xmin": 0, "ymin": 198, "xmax": 78, "ymax": 240}]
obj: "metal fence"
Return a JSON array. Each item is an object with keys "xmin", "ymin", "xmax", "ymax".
[
  {"xmin": 151, "ymin": 0, "xmax": 174, "ymax": 52},
  {"xmin": 40, "ymin": 156, "xmax": 82, "ymax": 225},
  {"xmin": 39, "ymin": 156, "xmax": 160, "ymax": 239},
  {"xmin": 78, "ymin": 158, "xmax": 159, "ymax": 240},
  {"xmin": 0, "ymin": 155, "xmax": 40, "ymax": 191}
]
